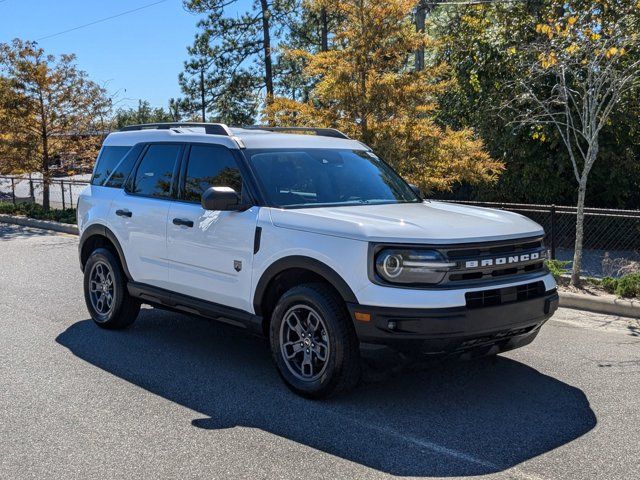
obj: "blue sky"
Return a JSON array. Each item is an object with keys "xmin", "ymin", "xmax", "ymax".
[{"xmin": 0, "ymin": 0, "xmax": 249, "ymax": 110}]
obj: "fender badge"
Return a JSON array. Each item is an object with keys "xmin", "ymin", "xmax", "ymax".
[{"xmin": 234, "ymin": 260, "xmax": 242, "ymax": 272}]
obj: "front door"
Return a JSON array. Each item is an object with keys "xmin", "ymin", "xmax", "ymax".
[{"xmin": 166, "ymin": 144, "xmax": 258, "ymax": 312}]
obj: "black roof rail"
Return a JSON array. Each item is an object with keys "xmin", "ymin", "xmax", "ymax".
[
  {"xmin": 120, "ymin": 122, "xmax": 232, "ymax": 136},
  {"xmin": 243, "ymin": 126, "xmax": 350, "ymax": 139}
]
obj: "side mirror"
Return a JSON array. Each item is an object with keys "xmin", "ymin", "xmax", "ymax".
[
  {"xmin": 201, "ymin": 186, "xmax": 249, "ymax": 211},
  {"xmin": 409, "ymin": 184, "xmax": 422, "ymax": 199}
]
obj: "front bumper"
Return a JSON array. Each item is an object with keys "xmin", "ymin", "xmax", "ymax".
[{"xmin": 347, "ymin": 289, "xmax": 559, "ymax": 355}]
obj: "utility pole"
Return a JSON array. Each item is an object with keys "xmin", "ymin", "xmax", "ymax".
[
  {"xmin": 415, "ymin": 1, "xmax": 427, "ymax": 71},
  {"xmin": 415, "ymin": 0, "xmax": 443, "ymax": 71}
]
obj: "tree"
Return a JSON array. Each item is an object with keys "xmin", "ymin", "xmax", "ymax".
[
  {"xmin": 179, "ymin": 0, "xmax": 294, "ymax": 122},
  {"xmin": 114, "ymin": 100, "xmax": 180, "ymax": 130},
  {"xmin": 426, "ymin": 1, "xmax": 640, "ymax": 210},
  {"xmin": 274, "ymin": 1, "xmax": 337, "ymax": 101},
  {"xmin": 503, "ymin": 1, "xmax": 640, "ymax": 285},
  {"xmin": 266, "ymin": 0, "xmax": 503, "ymax": 193},
  {"xmin": 0, "ymin": 39, "xmax": 111, "ymax": 209},
  {"xmin": 0, "ymin": 76, "xmax": 40, "ymax": 175}
]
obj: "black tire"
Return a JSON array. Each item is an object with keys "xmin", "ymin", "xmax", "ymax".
[
  {"xmin": 269, "ymin": 283, "xmax": 361, "ymax": 398},
  {"xmin": 83, "ymin": 248, "xmax": 140, "ymax": 329}
]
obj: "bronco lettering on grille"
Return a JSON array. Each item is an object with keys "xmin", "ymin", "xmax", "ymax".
[{"xmin": 464, "ymin": 252, "xmax": 542, "ymax": 269}]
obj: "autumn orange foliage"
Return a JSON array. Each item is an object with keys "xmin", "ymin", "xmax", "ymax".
[{"xmin": 265, "ymin": 0, "xmax": 504, "ymax": 192}]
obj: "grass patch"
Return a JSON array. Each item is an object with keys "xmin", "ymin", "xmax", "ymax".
[{"xmin": 0, "ymin": 202, "xmax": 77, "ymax": 224}]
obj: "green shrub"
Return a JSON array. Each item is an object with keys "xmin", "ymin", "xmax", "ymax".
[
  {"xmin": 546, "ymin": 259, "xmax": 571, "ymax": 280},
  {"xmin": 0, "ymin": 202, "xmax": 19, "ymax": 214},
  {"xmin": 615, "ymin": 273, "xmax": 640, "ymax": 299},
  {"xmin": 601, "ymin": 276, "xmax": 618, "ymax": 294},
  {"xmin": 0, "ymin": 201, "xmax": 77, "ymax": 224}
]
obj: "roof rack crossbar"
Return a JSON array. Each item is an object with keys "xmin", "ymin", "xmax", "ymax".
[
  {"xmin": 243, "ymin": 126, "xmax": 349, "ymax": 140},
  {"xmin": 120, "ymin": 122, "xmax": 232, "ymax": 136}
]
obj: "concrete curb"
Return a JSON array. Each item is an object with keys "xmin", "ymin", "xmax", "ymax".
[
  {"xmin": 0, "ymin": 214, "xmax": 79, "ymax": 235},
  {"xmin": 560, "ymin": 291, "xmax": 639, "ymax": 319}
]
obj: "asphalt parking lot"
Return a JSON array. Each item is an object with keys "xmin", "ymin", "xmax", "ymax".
[{"xmin": 1, "ymin": 223, "xmax": 638, "ymax": 480}]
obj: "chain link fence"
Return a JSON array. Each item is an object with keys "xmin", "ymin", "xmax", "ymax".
[
  {"xmin": 442, "ymin": 200, "xmax": 640, "ymax": 278},
  {"xmin": 0, "ymin": 175, "xmax": 90, "ymax": 210},
  {"xmin": 2, "ymin": 175, "xmax": 639, "ymax": 278}
]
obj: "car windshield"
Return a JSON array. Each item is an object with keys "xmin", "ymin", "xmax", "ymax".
[{"xmin": 245, "ymin": 148, "xmax": 420, "ymax": 208}]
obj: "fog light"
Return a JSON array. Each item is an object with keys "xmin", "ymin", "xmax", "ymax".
[{"xmin": 388, "ymin": 321, "xmax": 397, "ymax": 330}]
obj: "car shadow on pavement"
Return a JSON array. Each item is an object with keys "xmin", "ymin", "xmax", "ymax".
[{"xmin": 56, "ymin": 308, "xmax": 596, "ymax": 477}]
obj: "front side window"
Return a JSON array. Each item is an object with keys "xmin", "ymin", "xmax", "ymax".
[
  {"xmin": 246, "ymin": 148, "xmax": 420, "ymax": 208},
  {"xmin": 183, "ymin": 145, "xmax": 243, "ymax": 202},
  {"xmin": 129, "ymin": 144, "xmax": 182, "ymax": 198},
  {"xmin": 91, "ymin": 146, "xmax": 131, "ymax": 186}
]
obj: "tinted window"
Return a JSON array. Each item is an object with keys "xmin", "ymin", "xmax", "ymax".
[
  {"xmin": 91, "ymin": 146, "xmax": 131, "ymax": 186},
  {"xmin": 103, "ymin": 145, "xmax": 142, "ymax": 189},
  {"xmin": 183, "ymin": 145, "xmax": 243, "ymax": 202},
  {"xmin": 129, "ymin": 144, "xmax": 182, "ymax": 198},
  {"xmin": 247, "ymin": 149, "xmax": 419, "ymax": 207}
]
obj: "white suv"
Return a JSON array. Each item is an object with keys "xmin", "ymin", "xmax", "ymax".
[{"xmin": 77, "ymin": 123, "xmax": 558, "ymax": 398}]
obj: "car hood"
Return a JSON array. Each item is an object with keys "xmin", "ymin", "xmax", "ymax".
[{"xmin": 269, "ymin": 201, "xmax": 544, "ymax": 244}]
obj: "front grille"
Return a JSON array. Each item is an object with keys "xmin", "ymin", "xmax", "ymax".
[
  {"xmin": 465, "ymin": 281, "xmax": 546, "ymax": 309},
  {"xmin": 441, "ymin": 236, "xmax": 547, "ymax": 285},
  {"xmin": 446, "ymin": 238, "xmax": 543, "ymax": 260}
]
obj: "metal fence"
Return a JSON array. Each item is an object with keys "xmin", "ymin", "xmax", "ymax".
[
  {"xmin": 0, "ymin": 175, "xmax": 90, "ymax": 210},
  {"xmin": 442, "ymin": 200, "xmax": 640, "ymax": 278}
]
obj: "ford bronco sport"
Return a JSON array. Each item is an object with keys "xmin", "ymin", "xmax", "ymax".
[{"xmin": 78, "ymin": 123, "xmax": 559, "ymax": 398}]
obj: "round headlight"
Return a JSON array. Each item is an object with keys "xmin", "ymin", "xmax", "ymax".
[{"xmin": 381, "ymin": 253, "xmax": 403, "ymax": 278}]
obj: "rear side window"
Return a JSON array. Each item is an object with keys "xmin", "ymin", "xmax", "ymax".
[
  {"xmin": 91, "ymin": 146, "xmax": 131, "ymax": 186},
  {"xmin": 183, "ymin": 145, "xmax": 243, "ymax": 202},
  {"xmin": 129, "ymin": 144, "xmax": 182, "ymax": 199},
  {"xmin": 103, "ymin": 145, "xmax": 143, "ymax": 189}
]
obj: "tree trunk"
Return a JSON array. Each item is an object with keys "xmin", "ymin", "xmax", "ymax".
[
  {"xmin": 570, "ymin": 176, "xmax": 588, "ymax": 286},
  {"xmin": 320, "ymin": 8, "xmax": 329, "ymax": 52},
  {"xmin": 260, "ymin": 0, "xmax": 274, "ymax": 101},
  {"xmin": 41, "ymin": 133, "xmax": 50, "ymax": 211},
  {"xmin": 200, "ymin": 67, "xmax": 206, "ymax": 122}
]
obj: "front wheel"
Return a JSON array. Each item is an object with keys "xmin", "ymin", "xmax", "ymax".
[
  {"xmin": 270, "ymin": 284, "xmax": 361, "ymax": 398},
  {"xmin": 83, "ymin": 248, "xmax": 140, "ymax": 329}
]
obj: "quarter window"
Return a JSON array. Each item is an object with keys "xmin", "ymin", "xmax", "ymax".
[
  {"xmin": 183, "ymin": 145, "xmax": 243, "ymax": 202},
  {"xmin": 91, "ymin": 146, "xmax": 131, "ymax": 186},
  {"xmin": 130, "ymin": 144, "xmax": 182, "ymax": 198}
]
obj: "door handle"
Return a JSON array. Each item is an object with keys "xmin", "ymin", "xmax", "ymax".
[
  {"xmin": 173, "ymin": 218, "xmax": 194, "ymax": 228},
  {"xmin": 115, "ymin": 209, "xmax": 132, "ymax": 218}
]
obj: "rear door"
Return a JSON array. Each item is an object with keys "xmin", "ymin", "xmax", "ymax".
[
  {"xmin": 166, "ymin": 144, "xmax": 259, "ymax": 312},
  {"xmin": 109, "ymin": 143, "xmax": 183, "ymax": 289}
]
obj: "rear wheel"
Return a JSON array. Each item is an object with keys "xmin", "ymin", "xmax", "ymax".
[
  {"xmin": 83, "ymin": 248, "xmax": 140, "ymax": 329},
  {"xmin": 270, "ymin": 284, "xmax": 361, "ymax": 398}
]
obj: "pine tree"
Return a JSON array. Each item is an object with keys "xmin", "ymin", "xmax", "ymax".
[
  {"xmin": 274, "ymin": 1, "xmax": 337, "ymax": 101},
  {"xmin": 179, "ymin": 0, "xmax": 294, "ymax": 123}
]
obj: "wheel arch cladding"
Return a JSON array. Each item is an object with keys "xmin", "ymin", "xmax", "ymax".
[
  {"xmin": 253, "ymin": 256, "xmax": 358, "ymax": 318},
  {"xmin": 79, "ymin": 224, "xmax": 132, "ymax": 280}
]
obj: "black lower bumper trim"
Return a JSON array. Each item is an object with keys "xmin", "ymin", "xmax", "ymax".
[{"xmin": 347, "ymin": 290, "xmax": 559, "ymax": 354}]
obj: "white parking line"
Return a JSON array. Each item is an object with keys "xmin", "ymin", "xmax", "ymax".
[{"xmin": 330, "ymin": 411, "xmax": 547, "ymax": 480}]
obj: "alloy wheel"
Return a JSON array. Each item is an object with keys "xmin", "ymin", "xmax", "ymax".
[
  {"xmin": 88, "ymin": 261, "xmax": 115, "ymax": 319},
  {"xmin": 279, "ymin": 304, "xmax": 331, "ymax": 381}
]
